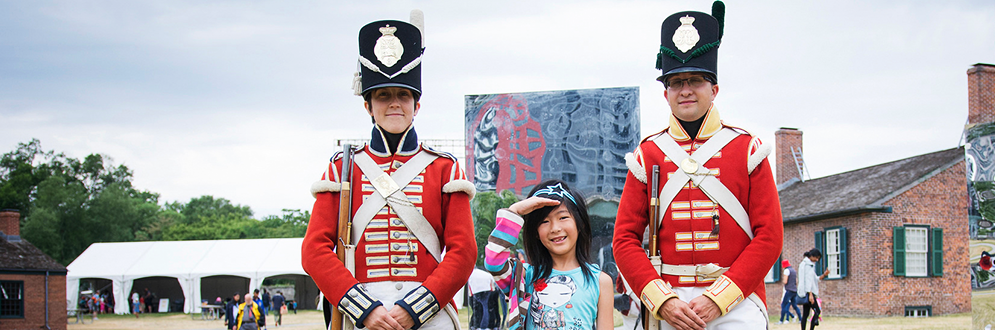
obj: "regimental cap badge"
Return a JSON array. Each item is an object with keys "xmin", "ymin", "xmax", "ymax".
[
  {"xmin": 655, "ymin": 1, "xmax": 725, "ymax": 83},
  {"xmin": 356, "ymin": 17, "xmax": 424, "ymax": 96},
  {"xmin": 374, "ymin": 25, "xmax": 403, "ymax": 67},
  {"xmin": 672, "ymin": 16, "xmax": 700, "ymax": 53}
]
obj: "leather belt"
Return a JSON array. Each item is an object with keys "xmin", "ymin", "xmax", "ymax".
[{"xmin": 660, "ymin": 263, "xmax": 728, "ymax": 279}]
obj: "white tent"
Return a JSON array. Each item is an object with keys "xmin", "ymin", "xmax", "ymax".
[{"xmin": 66, "ymin": 238, "xmax": 306, "ymax": 314}]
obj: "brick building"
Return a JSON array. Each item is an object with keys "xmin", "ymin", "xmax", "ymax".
[
  {"xmin": 763, "ymin": 63, "xmax": 995, "ymax": 317},
  {"xmin": 0, "ymin": 210, "xmax": 67, "ymax": 330}
]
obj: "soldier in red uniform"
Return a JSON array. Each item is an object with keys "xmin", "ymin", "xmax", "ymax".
[
  {"xmin": 302, "ymin": 11, "xmax": 477, "ymax": 330},
  {"xmin": 612, "ymin": 2, "xmax": 783, "ymax": 330}
]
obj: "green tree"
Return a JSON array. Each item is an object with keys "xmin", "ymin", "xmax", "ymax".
[
  {"xmin": 260, "ymin": 209, "xmax": 311, "ymax": 238},
  {"xmin": 158, "ymin": 195, "xmax": 260, "ymax": 240},
  {"xmin": 7, "ymin": 141, "xmax": 162, "ymax": 265},
  {"xmin": 470, "ymin": 190, "xmax": 520, "ymax": 267},
  {"xmin": 0, "ymin": 139, "xmax": 54, "ymax": 217}
]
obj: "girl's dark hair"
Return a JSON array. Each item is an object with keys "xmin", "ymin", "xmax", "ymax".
[
  {"xmin": 521, "ymin": 179, "xmax": 595, "ymax": 283},
  {"xmin": 804, "ymin": 248, "xmax": 822, "ymax": 258}
]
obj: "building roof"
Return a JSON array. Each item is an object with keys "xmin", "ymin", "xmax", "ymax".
[
  {"xmin": 0, "ymin": 235, "xmax": 67, "ymax": 273},
  {"xmin": 778, "ymin": 147, "xmax": 965, "ymax": 223}
]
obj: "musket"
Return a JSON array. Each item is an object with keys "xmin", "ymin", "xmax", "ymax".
[
  {"xmin": 331, "ymin": 144, "xmax": 354, "ymax": 330},
  {"xmin": 643, "ymin": 165, "xmax": 660, "ymax": 330},
  {"xmin": 649, "ymin": 165, "xmax": 660, "ymax": 258}
]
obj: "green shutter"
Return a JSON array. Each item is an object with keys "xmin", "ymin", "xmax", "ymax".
[
  {"xmin": 930, "ymin": 228, "xmax": 943, "ymax": 277},
  {"xmin": 815, "ymin": 231, "xmax": 825, "ymax": 275},
  {"xmin": 894, "ymin": 226, "xmax": 906, "ymax": 277},
  {"xmin": 772, "ymin": 256, "xmax": 782, "ymax": 282},
  {"xmin": 840, "ymin": 227, "xmax": 849, "ymax": 278}
]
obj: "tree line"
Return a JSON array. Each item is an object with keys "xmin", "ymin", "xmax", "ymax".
[{"xmin": 0, "ymin": 139, "xmax": 310, "ymax": 266}]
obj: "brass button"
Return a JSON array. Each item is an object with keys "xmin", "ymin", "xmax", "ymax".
[
  {"xmin": 395, "ymin": 283, "xmax": 403, "ymax": 290},
  {"xmin": 681, "ymin": 158, "xmax": 699, "ymax": 174}
]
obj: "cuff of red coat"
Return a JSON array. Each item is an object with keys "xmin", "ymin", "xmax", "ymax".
[
  {"xmin": 639, "ymin": 279, "xmax": 677, "ymax": 320},
  {"xmin": 702, "ymin": 275, "xmax": 745, "ymax": 316},
  {"xmin": 394, "ymin": 285, "xmax": 441, "ymax": 330},
  {"xmin": 339, "ymin": 284, "xmax": 383, "ymax": 328}
]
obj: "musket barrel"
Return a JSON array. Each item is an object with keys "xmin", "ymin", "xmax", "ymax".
[{"xmin": 331, "ymin": 144, "xmax": 354, "ymax": 330}]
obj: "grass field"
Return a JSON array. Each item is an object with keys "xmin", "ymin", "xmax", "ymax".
[{"xmin": 67, "ymin": 308, "xmax": 971, "ymax": 330}]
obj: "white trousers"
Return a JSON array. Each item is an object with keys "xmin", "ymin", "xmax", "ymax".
[
  {"xmin": 656, "ymin": 287, "xmax": 767, "ymax": 330},
  {"xmin": 338, "ymin": 281, "xmax": 458, "ymax": 330}
]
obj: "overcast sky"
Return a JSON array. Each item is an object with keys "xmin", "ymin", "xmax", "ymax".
[{"xmin": 2, "ymin": 0, "xmax": 993, "ymax": 218}]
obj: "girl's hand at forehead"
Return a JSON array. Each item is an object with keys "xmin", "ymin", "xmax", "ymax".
[{"xmin": 508, "ymin": 197, "xmax": 561, "ymax": 216}]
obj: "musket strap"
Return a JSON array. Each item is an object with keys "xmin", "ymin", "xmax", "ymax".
[
  {"xmin": 351, "ymin": 150, "xmax": 443, "ymax": 263},
  {"xmin": 652, "ymin": 128, "xmax": 754, "ymax": 239}
]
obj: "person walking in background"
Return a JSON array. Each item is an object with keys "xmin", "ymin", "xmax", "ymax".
[
  {"xmin": 467, "ymin": 267, "xmax": 501, "ymax": 330},
  {"xmin": 131, "ymin": 291, "xmax": 140, "ymax": 317},
  {"xmin": 237, "ymin": 293, "xmax": 263, "ymax": 330},
  {"xmin": 271, "ymin": 291, "xmax": 286, "ymax": 326},
  {"xmin": 780, "ymin": 259, "xmax": 801, "ymax": 324},
  {"xmin": 798, "ymin": 249, "xmax": 829, "ymax": 330},
  {"xmin": 226, "ymin": 292, "xmax": 242, "ymax": 330},
  {"xmin": 262, "ymin": 289, "xmax": 271, "ymax": 316},
  {"xmin": 252, "ymin": 289, "xmax": 266, "ymax": 329},
  {"xmin": 88, "ymin": 295, "xmax": 99, "ymax": 320}
]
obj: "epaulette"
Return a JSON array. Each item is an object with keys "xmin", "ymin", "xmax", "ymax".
[
  {"xmin": 423, "ymin": 143, "xmax": 476, "ymax": 199},
  {"xmin": 420, "ymin": 143, "xmax": 457, "ymax": 162},
  {"xmin": 329, "ymin": 144, "xmax": 363, "ymax": 163},
  {"xmin": 640, "ymin": 129, "xmax": 669, "ymax": 144},
  {"xmin": 312, "ymin": 146, "xmax": 362, "ymax": 198},
  {"xmin": 720, "ymin": 121, "xmax": 753, "ymax": 137},
  {"xmin": 719, "ymin": 122, "xmax": 771, "ymax": 174}
]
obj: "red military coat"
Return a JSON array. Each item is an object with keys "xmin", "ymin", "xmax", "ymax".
[
  {"xmin": 302, "ymin": 127, "xmax": 477, "ymax": 328},
  {"xmin": 613, "ymin": 107, "xmax": 783, "ymax": 316}
]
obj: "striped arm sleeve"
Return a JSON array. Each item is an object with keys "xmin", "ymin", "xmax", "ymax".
[{"xmin": 484, "ymin": 208, "xmax": 524, "ymax": 293}]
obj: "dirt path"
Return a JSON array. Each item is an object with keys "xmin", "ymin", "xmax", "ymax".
[
  {"xmin": 67, "ymin": 310, "xmax": 971, "ymax": 330},
  {"xmin": 68, "ymin": 310, "xmax": 325, "ymax": 330}
]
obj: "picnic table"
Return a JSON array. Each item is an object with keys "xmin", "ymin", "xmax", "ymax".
[
  {"xmin": 67, "ymin": 308, "xmax": 91, "ymax": 324},
  {"xmin": 195, "ymin": 304, "xmax": 224, "ymax": 320}
]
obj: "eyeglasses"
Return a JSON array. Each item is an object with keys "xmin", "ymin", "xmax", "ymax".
[{"xmin": 665, "ymin": 76, "xmax": 709, "ymax": 91}]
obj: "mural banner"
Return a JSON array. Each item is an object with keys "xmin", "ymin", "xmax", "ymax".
[
  {"xmin": 464, "ymin": 87, "xmax": 640, "ymax": 276},
  {"xmin": 464, "ymin": 87, "xmax": 640, "ymax": 200},
  {"xmin": 968, "ymin": 122, "xmax": 995, "ymax": 329}
]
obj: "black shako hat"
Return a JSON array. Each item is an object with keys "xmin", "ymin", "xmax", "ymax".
[
  {"xmin": 656, "ymin": 1, "xmax": 725, "ymax": 83},
  {"xmin": 354, "ymin": 14, "xmax": 424, "ymax": 96}
]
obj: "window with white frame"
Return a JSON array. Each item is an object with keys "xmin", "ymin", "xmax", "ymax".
[
  {"xmin": 826, "ymin": 228, "xmax": 842, "ymax": 279},
  {"xmin": 815, "ymin": 227, "xmax": 848, "ymax": 279},
  {"xmin": 905, "ymin": 227, "xmax": 929, "ymax": 277}
]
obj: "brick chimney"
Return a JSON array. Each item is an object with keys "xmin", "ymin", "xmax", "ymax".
[
  {"xmin": 968, "ymin": 63, "xmax": 995, "ymax": 126},
  {"xmin": 775, "ymin": 128, "xmax": 803, "ymax": 185},
  {"xmin": 1, "ymin": 209, "xmax": 20, "ymax": 237}
]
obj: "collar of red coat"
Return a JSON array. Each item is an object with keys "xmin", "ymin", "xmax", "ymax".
[
  {"xmin": 369, "ymin": 125, "xmax": 420, "ymax": 157},
  {"xmin": 667, "ymin": 104, "xmax": 722, "ymax": 142}
]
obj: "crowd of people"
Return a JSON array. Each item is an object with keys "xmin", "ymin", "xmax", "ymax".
[
  {"xmin": 223, "ymin": 288, "xmax": 290, "ymax": 330},
  {"xmin": 77, "ymin": 289, "xmax": 114, "ymax": 320}
]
